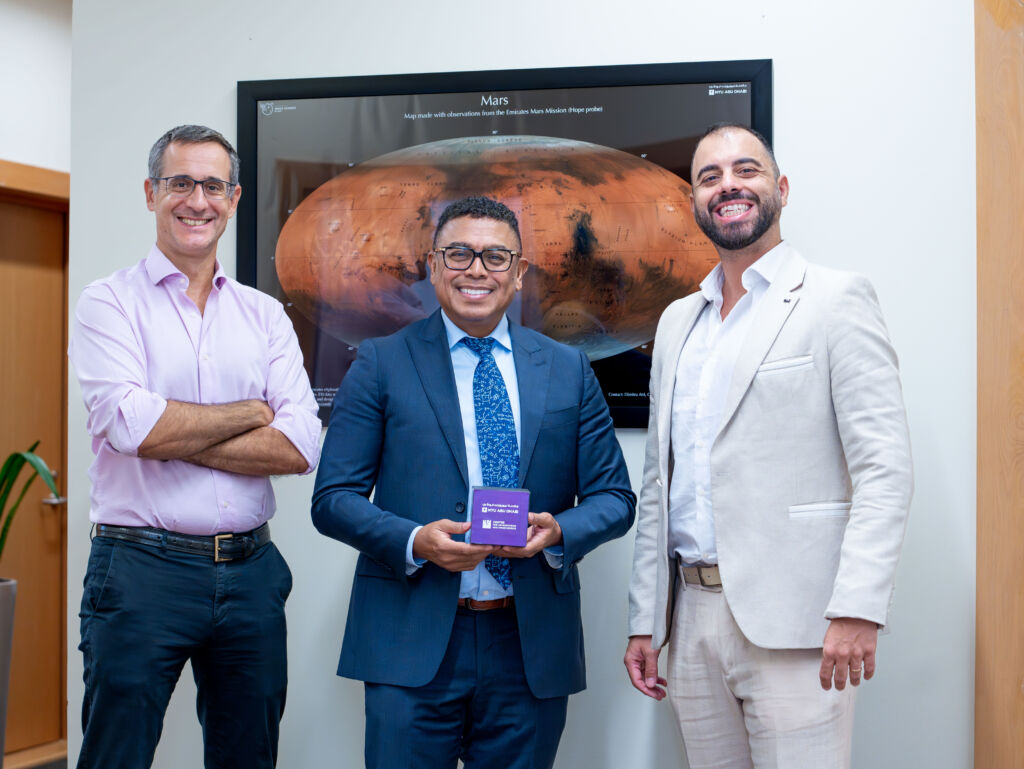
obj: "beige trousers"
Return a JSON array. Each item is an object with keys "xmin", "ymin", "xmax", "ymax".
[{"xmin": 667, "ymin": 578, "xmax": 855, "ymax": 769}]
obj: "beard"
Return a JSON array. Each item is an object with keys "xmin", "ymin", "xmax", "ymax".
[{"xmin": 694, "ymin": 190, "xmax": 781, "ymax": 251}]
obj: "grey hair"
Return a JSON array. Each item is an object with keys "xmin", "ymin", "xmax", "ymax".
[{"xmin": 148, "ymin": 125, "xmax": 240, "ymax": 185}]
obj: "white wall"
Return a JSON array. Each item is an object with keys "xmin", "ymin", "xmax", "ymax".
[
  {"xmin": 0, "ymin": 0, "xmax": 71, "ymax": 171},
  {"xmin": 69, "ymin": 1, "xmax": 976, "ymax": 767}
]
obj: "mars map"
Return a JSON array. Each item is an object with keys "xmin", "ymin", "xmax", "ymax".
[{"xmin": 253, "ymin": 81, "xmax": 752, "ymax": 425}]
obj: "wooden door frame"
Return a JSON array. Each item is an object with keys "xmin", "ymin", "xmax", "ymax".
[
  {"xmin": 0, "ymin": 158, "xmax": 70, "ymax": 768},
  {"xmin": 976, "ymin": 1, "xmax": 1024, "ymax": 767}
]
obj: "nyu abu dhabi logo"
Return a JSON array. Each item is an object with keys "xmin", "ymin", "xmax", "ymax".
[{"xmin": 260, "ymin": 102, "xmax": 297, "ymax": 117}]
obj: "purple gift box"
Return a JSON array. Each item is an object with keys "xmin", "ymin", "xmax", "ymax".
[{"xmin": 469, "ymin": 487, "xmax": 530, "ymax": 546}]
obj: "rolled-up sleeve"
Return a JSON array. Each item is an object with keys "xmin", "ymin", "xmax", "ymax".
[
  {"xmin": 265, "ymin": 302, "xmax": 322, "ymax": 474},
  {"xmin": 69, "ymin": 284, "xmax": 167, "ymax": 455}
]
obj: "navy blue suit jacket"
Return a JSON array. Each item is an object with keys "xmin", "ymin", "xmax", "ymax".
[{"xmin": 312, "ymin": 310, "xmax": 635, "ymax": 699}]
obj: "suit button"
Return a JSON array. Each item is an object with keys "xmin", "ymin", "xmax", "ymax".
[{"xmin": 455, "ymin": 502, "xmax": 465, "ymax": 514}]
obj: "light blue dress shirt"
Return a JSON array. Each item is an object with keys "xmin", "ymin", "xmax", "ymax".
[{"xmin": 405, "ymin": 311, "xmax": 562, "ymax": 598}]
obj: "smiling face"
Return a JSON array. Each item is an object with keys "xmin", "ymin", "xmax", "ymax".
[
  {"xmin": 690, "ymin": 128, "xmax": 788, "ymax": 256},
  {"xmin": 429, "ymin": 215, "xmax": 528, "ymax": 337},
  {"xmin": 144, "ymin": 141, "xmax": 241, "ymax": 271}
]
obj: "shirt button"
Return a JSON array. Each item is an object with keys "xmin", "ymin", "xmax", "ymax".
[
  {"xmin": 222, "ymin": 502, "xmax": 228, "ymax": 508},
  {"xmin": 483, "ymin": 590, "xmax": 490, "ymax": 596}
]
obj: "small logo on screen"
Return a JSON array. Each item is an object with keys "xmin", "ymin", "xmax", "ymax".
[{"xmin": 260, "ymin": 102, "xmax": 275, "ymax": 117}]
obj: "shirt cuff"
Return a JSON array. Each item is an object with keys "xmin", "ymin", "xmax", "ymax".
[
  {"xmin": 543, "ymin": 545, "xmax": 564, "ymax": 570},
  {"xmin": 114, "ymin": 391, "xmax": 167, "ymax": 455},
  {"xmin": 268, "ymin": 405, "xmax": 322, "ymax": 475},
  {"xmin": 406, "ymin": 526, "xmax": 427, "ymax": 575}
]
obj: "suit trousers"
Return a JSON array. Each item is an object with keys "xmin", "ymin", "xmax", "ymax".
[
  {"xmin": 364, "ymin": 606, "xmax": 568, "ymax": 769},
  {"xmin": 667, "ymin": 577, "xmax": 855, "ymax": 769},
  {"xmin": 77, "ymin": 536, "xmax": 292, "ymax": 769}
]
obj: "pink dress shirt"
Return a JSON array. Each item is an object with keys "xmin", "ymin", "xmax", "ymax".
[{"xmin": 69, "ymin": 246, "xmax": 321, "ymax": 535}]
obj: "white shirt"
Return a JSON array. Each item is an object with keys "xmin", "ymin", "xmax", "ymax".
[{"xmin": 668, "ymin": 243, "xmax": 786, "ymax": 565}]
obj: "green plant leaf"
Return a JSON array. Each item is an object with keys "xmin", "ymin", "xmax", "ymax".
[
  {"xmin": 19, "ymin": 451, "xmax": 59, "ymax": 497},
  {"xmin": 0, "ymin": 442, "xmax": 58, "ymax": 564}
]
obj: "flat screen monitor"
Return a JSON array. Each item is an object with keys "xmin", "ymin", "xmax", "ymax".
[{"xmin": 237, "ymin": 60, "xmax": 772, "ymax": 426}]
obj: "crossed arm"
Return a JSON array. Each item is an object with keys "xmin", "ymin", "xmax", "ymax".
[
  {"xmin": 138, "ymin": 399, "xmax": 308, "ymax": 476},
  {"xmin": 70, "ymin": 282, "xmax": 319, "ymax": 479}
]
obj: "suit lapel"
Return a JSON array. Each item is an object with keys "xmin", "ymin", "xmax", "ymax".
[
  {"xmin": 718, "ymin": 249, "xmax": 808, "ymax": 434},
  {"xmin": 407, "ymin": 311, "xmax": 469, "ymax": 488},
  {"xmin": 510, "ymin": 322, "xmax": 550, "ymax": 486}
]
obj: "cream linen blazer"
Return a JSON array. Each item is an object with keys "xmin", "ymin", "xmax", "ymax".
[{"xmin": 627, "ymin": 245, "xmax": 913, "ymax": 650}]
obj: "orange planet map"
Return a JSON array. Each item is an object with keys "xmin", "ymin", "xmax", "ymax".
[{"xmin": 275, "ymin": 135, "xmax": 718, "ymax": 360}]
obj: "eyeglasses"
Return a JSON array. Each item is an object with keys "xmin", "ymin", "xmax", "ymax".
[
  {"xmin": 151, "ymin": 176, "xmax": 237, "ymax": 199},
  {"xmin": 433, "ymin": 246, "xmax": 519, "ymax": 272}
]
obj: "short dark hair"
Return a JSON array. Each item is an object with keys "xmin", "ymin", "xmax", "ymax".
[
  {"xmin": 148, "ymin": 125, "xmax": 240, "ymax": 186},
  {"xmin": 432, "ymin": 196, "xmax": 521, "ymax": 248},
  {"xmin": 691, "ymin": 122, "xmax": 779, "ymax": 179}
]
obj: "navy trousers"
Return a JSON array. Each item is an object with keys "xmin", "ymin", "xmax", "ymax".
[
  {"xmin": 77, "ymin": 536, "xmax": 292, "ymax": 769},
  {"xmin": 364, "ymin": 606, "xmax": 568, "ymax": 769}
]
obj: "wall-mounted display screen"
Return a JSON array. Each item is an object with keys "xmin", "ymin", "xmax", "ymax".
[{"xmin": 237, "ymin": 60, "xmax": 772, "ymax": 425}]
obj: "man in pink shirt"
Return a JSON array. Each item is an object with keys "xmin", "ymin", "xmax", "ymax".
[{"xmin": 69, "ymin": 125, "xmax": 321, "ymax": 769}]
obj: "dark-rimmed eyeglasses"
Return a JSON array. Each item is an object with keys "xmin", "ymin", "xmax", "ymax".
[
  {"xmin": 151, "ymin": 176, "xmax": 237, "ymax": 200},
  {"xmin": 433, "ymin": 246, "xmax": 519, "ymax": 272}
]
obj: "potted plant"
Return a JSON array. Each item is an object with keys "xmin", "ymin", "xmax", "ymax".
[{"xmin": 0, "ymin": 442, "xmax": 59, "ymax": 758}]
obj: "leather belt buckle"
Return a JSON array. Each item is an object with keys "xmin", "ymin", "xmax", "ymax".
[
  {"xmin": 94, "ymin": 522, "xmax": 269, "ymax": 561},
  {"xmin": 214, "ymin": 533, "xmax": 233, "ymax": 563},
  {"xmin": 681, "ymin": 564, "xmax": 722, "ymax": 588}
]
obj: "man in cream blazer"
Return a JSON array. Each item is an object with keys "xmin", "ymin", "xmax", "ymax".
[{"xmin": 624, "ymin": 124, "xmax": 912, "ymax": 769}]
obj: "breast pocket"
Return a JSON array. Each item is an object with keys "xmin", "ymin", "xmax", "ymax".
[
  {"xmin": 540, "ymin": 405, "xmax": 578, "ymax": 429},
  {"xmin": 757, "ymin": 354, "xmax": 814, "ymax": 375}
]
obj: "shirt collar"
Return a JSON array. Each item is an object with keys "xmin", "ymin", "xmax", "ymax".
[
  {"xmin": 699, "ymin": 240, "xmax": 789, "ymax": 305},
  {"xmin": 440, "ymin": 310, "xmax": 512, "ymax": 353},
  {"xmin": 144, "ymin": 244, "xmax": 228, "ymax": 289}
]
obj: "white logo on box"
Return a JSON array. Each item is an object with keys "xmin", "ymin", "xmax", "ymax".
[{"xmin": 482, "ymin": 520, "xmax": 492, "ymax": 529}]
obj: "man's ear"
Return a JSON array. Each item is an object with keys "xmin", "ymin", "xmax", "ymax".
[
  {"xmin": 514, "ymin": 258, "xmax": 529, "ymax": 291},
  {"xmin": 428, "ymin": 249, "xmax": 443, "ymax": 287},
  {"xmin": 226, "ymin": 183, "xmax": 242, "ymax": 219},
  {"xmin": 145, "ymin": 177, "xmax": 157, "ymax": 211},
  {"xmin": 777, "ymin": 174, "xmax": 790, "ymax": 207}
]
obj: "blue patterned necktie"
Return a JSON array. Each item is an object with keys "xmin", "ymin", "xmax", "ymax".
[{"xmin": 461, "ymin": 336, "xmax": 517, "ymax": 590}]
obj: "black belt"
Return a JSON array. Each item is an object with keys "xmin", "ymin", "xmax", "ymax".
[{"xmin": 94, "ymin": 522, "xmax": 271, "ymax": 562}]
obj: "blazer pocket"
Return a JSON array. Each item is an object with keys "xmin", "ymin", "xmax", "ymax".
[
  {"xmin": 757, "ymin": 354, "xmax": 814, "ymax": 374},
  {"xmin": 355, "ymin": 555, "xmax": 399, "ymax": 580},
  {"xmin": 788, "ymin": 501, "xmax": 852, "ymax": 519}
]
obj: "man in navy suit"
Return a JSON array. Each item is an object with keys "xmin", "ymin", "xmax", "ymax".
[{"xmin": 312, "ymin": 196, "xmax": 635, "ymax": 769}]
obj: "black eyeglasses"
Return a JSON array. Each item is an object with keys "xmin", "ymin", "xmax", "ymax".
[
  {"xmin": 151, "ymin": 176, "xmax": 237, "ymax": 200},
  {"xmin": 433, "ymin": 246, "xmax": 519, "ymax": 272}
]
